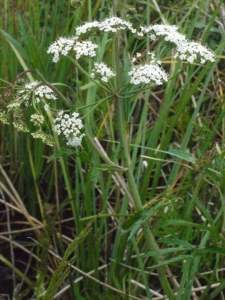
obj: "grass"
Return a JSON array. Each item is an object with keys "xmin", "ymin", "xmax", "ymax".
[{"xmin": 1, "ymin": 0, "xmax": 225, "ymax": 299}]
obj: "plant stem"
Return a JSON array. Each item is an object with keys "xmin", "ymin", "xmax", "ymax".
[
  {"xmin": 113, "ymin": 22, "xmax": 174, "ymax": 298},
  {"xmin": 114, "ymin": 94, "xmax": 175, "ymax": 299}
]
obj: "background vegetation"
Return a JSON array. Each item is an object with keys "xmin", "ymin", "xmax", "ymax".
[{"xmin": 1, "ymin": 0, "xmax": 225, "ymax": 299}]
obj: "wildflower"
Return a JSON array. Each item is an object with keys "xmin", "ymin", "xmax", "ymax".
[
  {"xmin": 132, "ymin": 51, "xmax": 161, "ymax": 65},
  {"xmin": 53, "ymin": 111, "xmax": 85, "ymax": 147},
  {"xmin": 128, "ymin": 63, "xmax": 168, "ymax": 85},
  {"xmin": 15, "ymin": 81, "xmax": 57, "ymax": 105},
  {"xmin": 13, "ymin": 120, "xmax": 29, "ymax": 132},
  {"xmin": 90, "ymin": 62, "xmax": 115, "ymax": 82},
  {"xmin": 98, "ymin": 16, "xmax": 136, "ymax": 34},
  {"xmin": 7, "ymin": 102, "xmax": 21, "ymax": 110},
  {"xmin": 47, "ymin": 38, "xmax": 98, "ymax": 62},
  {"xmin": 30, "ymin": 113, "xmax": 45, "ymax": 126},
  {"xmin": 73, "ymin": 40, "xmax": 98, "ymax": 60},
  {"xmin": 71, "ymin": 0, "xmax": 84, "ymax": 8},
  {"xmin": 47, "ymin": 37, "xmax": 77, "ymax": 63},
  {"xmin": 138, "ymin": 24, "xmax": 215, "ymax": 63},
  {"xmin": 75, "ymin": 17, "xmax": 136, "ymax": 39},
  {"xmin": 44, "ymin": 104, "xmax": 50, "ymax": 111},
  {"xmin": 139, "ymin": 24, "xmax": 186, "ymax": 45},
  {"xmin": 75, "ymin": 20, "xmax": 100, "ymax": 39},
  {"xmin": 174, "ymin": 40, "xmax": 215, "ymax": 63},
  {"xmin": 31, "ymin": 129, "xmax": 54, "ymax": 147},
  {"xmin": 132, "ymin": 52, "xmax": 142, "ymax": 63},
  {"xmin": 0, "ymin": 112, "xmax": 9, "ymax": 124}
]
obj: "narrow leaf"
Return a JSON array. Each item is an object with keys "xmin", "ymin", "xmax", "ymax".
[
  {"xmin": 147, "ymin": 255, "xmax": 193, "ymax": 269},
  {"xmin": 0, "ymin": 30, "xmax": 29, "ymax": 61},
  {"xmin": 144, "ymin": 247, "xmax": 191, "ymax": 257},
  {"xmin": 158, "ymin": 220, "xmax": 216, "ymax": 233},
  {"xmin": 157, "ymin": 237, "xmax": 195, "ymax": 249}
]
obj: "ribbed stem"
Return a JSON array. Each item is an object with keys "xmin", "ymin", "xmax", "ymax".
[{"xmin": 112, "ymin": 2, "xmax": 174, "ymax": 295}]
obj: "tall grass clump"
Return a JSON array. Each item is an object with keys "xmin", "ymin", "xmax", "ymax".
[{"xmin": 1, "ymin": 0, "xmax": 225, "ymax": 299}]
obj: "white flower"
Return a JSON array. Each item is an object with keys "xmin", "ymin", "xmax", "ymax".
[
  {"xmin": 98, "ymin": 16, "xmax": 136, "ymax": 34},
  {"xmin": 138, "ymin": 24, "xmax": 215, "ymax": 64},
  {"xmin": 90, "ymin": 62, "xmax": 115, "ymax": 82},
  {"xmin": 47, "ymin": 38, "xmax": 98, "ymax": 62},
  {"xmin": 47, "ymin": 37, "xmax": 77, "ymax": 63},
  {"xmin": 48, "ymin": 19, "xmax": 215, "ymax": 69},
  {"xmin": 128, "ymin": 63, "xmax": 168, "ymax": 85},
  {"xmin": 15, "ymin": 81, "xmax": 57, "ymax": 105},
  {"xmin": 73, "ymin": 40, "xmax": 98, "ymax": 60},
  {"xmin": 75, "ymin": 20, "xmax": 100, "ymax": 38},
  {"xmin": 174, "ymin": 40, "xmax": 215, "ymax": 63},
  {"xmin": 53, "ymin": 111, "xmax": 85, "ymax": 147},
  {"xmin": 132, "ymin": 52, "xmax": 142, "ymax": 63},
  {"xmin": 74, "ymin": 17, "xmax": 136, "ymax": 39},
  {"xmin": 44, "ymin": 104, "xmax": 50, "ymax": 111},
  {"xmin": 34, "ymin": 84, "xmax": 57, "ymax": 102},
  {"xmin": 139, "ymin": 24, "xmax": 186, "ymax": 46}
]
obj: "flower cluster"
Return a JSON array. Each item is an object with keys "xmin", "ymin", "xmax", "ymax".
[
  {"xmin": 129, "ymin": 52, "xmax": 168, "ymax": 85},
  {"xmin": 47, "ymin": 37, "xmax": 77, "ymax": 63},
  {"xmin": 90, "ymin": 62, "xmax": 115, "ymax": 82},
  {"xmin": 47, "ymin": 16, "xmax": 215, "ymax": 89},
  {"xmin": 13, "ymin": 120, "xmax": 29, "ymax": 132},
  {"xmin": 175, "ymin": 41, "xmax": 215, "ymax": 63},
  {"xmin": 138, "ymin": 24, "xmax": 215, "ymax": 64},
  {"xmin": 47, "ymin": 16, "xmax": 136, "ymax": 64},
  {"xmin": 139, "ymin": 24, "xmax": 186, "ymax": 45},
  {"xmin": 53, "ymin": 111, "xmax": 85, "ymax": 147},
  {"xmin": 128, "ymin": 63, "xmax": 168, "ymax": 85},
  {"xmin": 75, "ymin": 16, "xmax": 136, "ymax": 39},
  {"xmin": 0, "ymin": 112, "xmax": 9, "ymax": 124},
  {"xmin": 75, "ymin": 20, "xmax": 101, "ymax": 38},
  {"xmin": 30, "ymin": 113, "xmax": 45, "ymax": 126},
  {"xmin": 73, "ymin": 41, "xmax": 98, "ymax": 60},
  {"xmin": 47, "ymin": 37, "xmax": 98, "ymax": 63},
  {"xmin": 97, "ymin": 16, "xmax": 136, "ymax": 34},
  {"xmin": 15, "ymin": 81, "xmax": 57, "ymax": 105},
  {"xmin": 31, "ymin": 129, "xmax": 54, "ymax": 147}
]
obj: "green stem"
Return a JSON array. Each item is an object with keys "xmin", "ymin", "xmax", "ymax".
[
  {"xmin": 85, "ymin": 132, "xmax": 127, "ymax": 172},
  {"xmin": 115, "ymin": 95, "xmax": 175, "ymax": 299},
  {"xmin": 26, "ymin": 139, "xmax": 45, "ymax": 222},
  {"xmin": 112, "ymin": 4, "xmax": 174, "ymax": 295}
]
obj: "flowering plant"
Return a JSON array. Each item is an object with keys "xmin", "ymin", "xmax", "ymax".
[
  {"xmin": 1, "ymin": 16, "xmax": 215, "ymax": 149},
  {"xmin": 0, "ymin": 4, "xmax": 220, "ymax": 299}
]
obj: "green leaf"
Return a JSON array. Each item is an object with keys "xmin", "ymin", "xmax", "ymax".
[
  {"xmin": 144, "ymin": 247, "xmax": 191, "ymax": 257},
  {"xmin": 48, "ymin": 148, "xmax": 90, "ymax": 162},
  {"xmin": 18, "ymin": 14, "xmax": 34, "ymax": 54},
  {"xmin": 168, "ymin": 149, "xmax": 196, "ymax": 163},
  {"xmin": 205, "ymin": 246, "xmax": 225, "ymax": 256},
  {"xmin": 43, "ymin": 219, "xmax": 95, "ymax": 300},
  {"xmin": 140, "ymin": 145, "xmax": 196, "ymax": 163},
  {"xmin": 157, "ymin": 237, "xmax": 195, "ymax": 249},
  {"xmin": 96, "ymin": 163, "xmax": 127, "ymax": 172},
  {"xmin": 0, "ymin": 29, "xmax": 29, "ymax": 62},
  {"xmin": 147, "ymin": 255, "xmax": 193, "ymax": 269},
  {"xmin": 158, "ymin": 220, "xmax": 217, "ymax": 233},
  {"xmin": 122, "ymin": 211, "xmax": 144, "ymax": 230},
  {"xmin": 18, "ymin": 14, "xmax": 39, "ymax": 67},
  {"xmin": 122, "ymin": 203, "xmax": 166, "ymax": 240},
  {"xmin": 48, "ymin": 148, "xmax": 76, "ymax": 161}
]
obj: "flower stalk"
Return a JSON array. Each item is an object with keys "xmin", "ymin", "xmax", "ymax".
[{"xmin": 113, "ymin": 25, "xmax": 175, "ymax": 299}]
